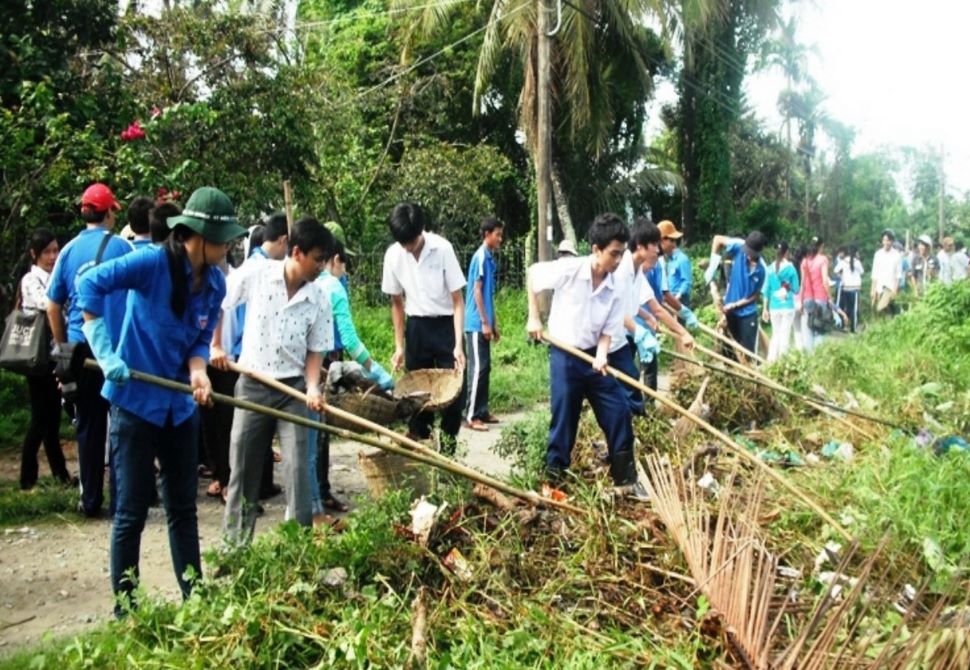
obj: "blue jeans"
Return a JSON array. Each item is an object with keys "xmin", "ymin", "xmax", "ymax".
[{"xmin": 109, "ymin": 406, "xmax": 200, "ymax": 615}]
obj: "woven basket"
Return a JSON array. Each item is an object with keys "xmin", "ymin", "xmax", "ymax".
[
  {"xmin": 358, "ymin": 448, "xmax": 430, "ymax": 497},
  {"xmin": 325, "ymin": 389, "xmax": 400, "ymax": 432},
  {"xmin": 394, "ymin": 368, "xmax": 463, "ymax": 412}
]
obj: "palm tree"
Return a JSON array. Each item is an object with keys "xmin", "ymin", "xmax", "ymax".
[{"xmin": 392, "ymin": 0, "xmax": 670, "ymax": 245}]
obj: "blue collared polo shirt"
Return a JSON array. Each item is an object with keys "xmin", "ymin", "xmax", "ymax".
[
  {"xmin": 664, "ymin": 248, "xmax": 693, "ymax": 305},
  {"xmin": 464, "ymin": 244, "xmax": 497, "ymax": 332},
  {"xmin": 723, "ymin": 240, "xmax": 766, "ymax": 317},
  {"xmin": 78, "ymin": 245, "xmax": 226, "ymax": 427}
]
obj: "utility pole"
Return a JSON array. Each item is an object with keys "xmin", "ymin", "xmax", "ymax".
[
  {"xmin": 535, "ymin": 0, "xmax": 553, "ymax": 266},
  {"xmin": 938, "ymin": 142, "xmax": 945, "ymax": 245}
]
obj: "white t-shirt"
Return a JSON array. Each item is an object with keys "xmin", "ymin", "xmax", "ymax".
[
  {"xmin": 381, "ymin": 232, "xmax": 466, "ymax": 317},
  {"xmin": 834, "ymin": 257, "xmax": 864, "ymax": 290},
  {"xmin": 871, "ymin": 247, "xmax": 901, "ymax": 293},
  {"xmin": 529, "ymin": 256, "xmax": 625, "ymax": 350},
  {"xmin": 606, "ymin": 251, "xmax": 637, "ymax": 353}
]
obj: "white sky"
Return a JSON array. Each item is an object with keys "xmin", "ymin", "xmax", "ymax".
[{"xmin": 744, "ymin": 0, "xmax": 970, "ymax": 194}]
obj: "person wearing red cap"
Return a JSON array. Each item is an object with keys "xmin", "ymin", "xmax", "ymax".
[{"xmin": 47, "ymin": 182, "xmax": 133, "ymax": 518}]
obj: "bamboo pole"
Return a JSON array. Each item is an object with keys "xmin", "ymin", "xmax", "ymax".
[
  {"xmin": 660, "ymin": 347, "xmax": 905, "ymax": 431},
  {"xmin": 282, "ymin": 180, "xmax": 294, "ymax": 235},
  {"xmin": 688, "ymin": 338, "xmax": 878, "ymax": 442},
  {"xmin": 85, "ymin": 361, "xmax": 582, "ymax": 515},
  {"xmin": 225, "ymin": 361, "xmax": 583, "ymax": 514},
  {"xmin": 540, "ymin": 333, "xmax": 852, "ymax": 541},
  {"xmin": 666, "ymin": 302, "xmax": 767, "ymax": 366}
]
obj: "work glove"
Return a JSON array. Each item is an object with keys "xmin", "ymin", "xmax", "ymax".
[
  {"xmin": 832, "ymin": 307, "xmax": 843, "ymax": 330},
  {"xmin": 679, "ymin": 305, "xmax": 700, "ymax": 330},
  {"xmin": 365, "ymin": 361, "xmax": 394, "ymax": 391},
  {"xmin": 703, "ymin": 252, "xmax": 721, "ymax": 285},
  {"xmin": 81, "ymin": 318, "xmax": 129, "ymax": 383},
  {"xmin": 634, "ymin": 324, "xmax": 660, "ymax": 364}
]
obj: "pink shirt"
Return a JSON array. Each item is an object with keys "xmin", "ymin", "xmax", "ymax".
[{"xmin": 799, "ymin": 255, "xmax": 830, "ymax": 302}]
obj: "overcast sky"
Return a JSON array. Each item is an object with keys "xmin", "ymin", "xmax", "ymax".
[{"xmin": 744, "ymin": 0, "xmax": 970, "ymax": 194}]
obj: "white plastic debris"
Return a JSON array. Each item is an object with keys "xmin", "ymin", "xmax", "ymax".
[
  {"xmin": 814, "ymin": 542, "xmax": 842, "ymax": 574},
  {"xmin": 410, "ymin": 497, "xmax": 444, "ymax": 548}
]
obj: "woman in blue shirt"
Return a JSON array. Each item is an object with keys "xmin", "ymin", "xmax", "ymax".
[
  {"xmin": 761, "ymin": 242, "xmax": 800, "ymax": 362},
  {"xmin": 78, "ymin": 186, "xmax": 246, "ymax": 616}
]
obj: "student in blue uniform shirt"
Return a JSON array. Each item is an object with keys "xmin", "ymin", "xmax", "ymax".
[
  {"xmin": 78, "ymin": 186, "xmax": 246, "ymax": 616},
  {"xmin": 657, "ymin": 220, "xmax": 700, "ymax": 331},
  {"xmin": 706, "ymin": 231, "xmax": 767, "ymax": 355},
  {"xmin": 464, "ymin": 217, "xmax": 504, "ymax": 431},
  {"xmin": 126, "ymin": 197, "xmax": 155, "ymax": 249},
  {"xmin": 47, "ymin": 182, "xmax": 132, "ymax": 518},
  {"xmin": 526, "ymin": 213, "xmax": 648, "ymax": 500}
]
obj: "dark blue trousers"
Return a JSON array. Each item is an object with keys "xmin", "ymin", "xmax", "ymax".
[
  {"xmin": 610, "ymin": 341, "xmax": 644, "ymax": 416},
  {"xmin": 110, "ymin": 406, "xmax": 200, "ymax": 616},
  {"xmin": 464, "ymin": 331, "xmax": 492, "ymax": 422},
  {"xmin": 547, "ymin": 347, "xmax": 633, "ymax": 473},
  {"xmin": 405, "ymin": 316, "xmax": 467, "ymax": 442},
  {"xmin": 76, "ymin": 366, "xmax": 109, "ymax": 515},
  {"xmin": 726, "ymin": 312, "xmax": 759, "ymax": 356}
]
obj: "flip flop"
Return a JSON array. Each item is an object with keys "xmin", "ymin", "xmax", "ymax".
[
  {"xmin": 323, "ymin": 494, "xmax": 349, "ymax": 513},
  {"xmin": 482, "ymin": 414, "xmax": 501, "ymax": 424},
  {"xmin": 465, "ymin": 419, "xmax": 489, "ymax": 432}
]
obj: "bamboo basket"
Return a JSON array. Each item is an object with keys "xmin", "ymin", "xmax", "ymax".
[
  {"xmin": 324, "ymin": 388, "xmax": 400, "ymax": 432},
  {"xmin": 394, "ymin": 368, "xmax": 463, "ymax": 411},
  {"xmin": 358, "ymin": 447, "xmax": 431, "ymax": 497}
]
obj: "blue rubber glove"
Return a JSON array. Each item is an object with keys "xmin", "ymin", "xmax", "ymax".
[
  {"xmin": 703, "ymin": 253, "xmax": 721, "ymax": 285},
  {"xmin": 832, "ymin": 307, "xmax": 843, "ymax": 330},
  {"xmin": 365, "ymin": 361, "xmax": 394, "ymax": 391},
  {"xmin": 634, "ymin": 324, "xmax": 660, "ymax": 364},
  {"xmin": 81, "ymin": 317, "xmax": 129, "ymax": 383},
  {"xmin": 679, "ymin": 305, "xmax": 700, "ymax": 330}
]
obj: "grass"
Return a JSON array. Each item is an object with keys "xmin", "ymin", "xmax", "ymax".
[
  {"xmin": 0, "ymin": 478, "xmax": 79, "ymax": 526},
  {"xmin": 0, "ymin": 371, "xmax": 32, "ymax": 450}
]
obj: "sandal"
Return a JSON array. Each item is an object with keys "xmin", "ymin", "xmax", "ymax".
[
  {"xmin": 206, "ymin": 480, "xmax": 222, "ymax": 498},
  {"xmin": 482, "ymin": 414, "xmax": 501, "ymax": 424},
  {"xmin": 465, "ymin": 419, "xmax": 489, "ymax": 432},
  {"xmin": 322, "ymin": 494, "xmax": 349, "ymax": 513}
]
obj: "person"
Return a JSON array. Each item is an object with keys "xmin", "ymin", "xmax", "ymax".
[
  {"xmin": 18, "ymin": 229, "xmax": 73, "ymax": 489},
  {"xmin": 149, "ymin": 201, "xmax": 181, "ymax": 244},
  {"xmin": 871, "ymin": 230, "xmax": 902, "ymax": 316},
  {"xmin": 381, "ymin": 202, "xmax": 467, "ymax": 454},
  {"xmin": 833, "ymin": 245, "xmax": 863, "ymax": 332},
  {"xmin": 557, "ymin": 239, "xmax": 578, "ymax": 258},
  {"xmin": 796, "ymin": 236, "xmax": 832, "ymax": 353},
  {"xmin": 309, "ymin": 239, "xmax": 392, "ymax": 520},
  {"xmin": 707, "ymin": 231, "xmax": 767, "ymax": 355},
  {"xmin": 77, "ymin": 185, "xmax": 245, "ymax": 616},
  {"xmin": 526, "ymin": 212, "xmax": 648, "ymax": 500},
  {"xmin": 214, "ymin": 217, "xmax": 334, "ymax": 546},
  {"xmin": 952, "ymin": 240, "xmax": 969, "ymax": 281},
  {"xmin": 657, "ymin": 220, "xmax": 693, "ymax": 309},
  {"xmin": 937, "ymin": 236, "xmax": 957, "ymax": 285},
  {"xmin": 761, "ymin": 242, "xmax": 800, "ymax": 362},
  {"xmin": 908, "ymin": 234, "xmax": 937, "ymax": 296},
  {"xmin": 250, "ymin": 214, "xmax": 289, "ymax": 262},
  {"xmin": 126, "ymin": 197, "xmax": 155, "ymax": 249},
  {"xmin": 629, "ymin": 220, "xmax": 694, "ymax": 394},
  {"xmin": 47, "ymin": 182, "xmax": 132, "ymax": 518},
  {"xmin": 464, "ymin": 217, "xmax": 503, "ymax": 431}
]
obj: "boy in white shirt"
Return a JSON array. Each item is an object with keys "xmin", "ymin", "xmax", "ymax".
[
  {"xmin": 381, "ymin": 203, "xmax": 467, "ymax": 454},
  {"xmin": 870, "ymin": 229, "xmax": 902, "ymax": 316},
  {"xmin": 213, "ymin": 218, "xmax": 335, "ymax": 545},
  {"xmin": 526, "ymin": 213, "xmax": 647, "ymax": 499}
]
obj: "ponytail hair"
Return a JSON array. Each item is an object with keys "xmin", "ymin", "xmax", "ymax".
[
  {"xmin": 807, "ymin": 236, "xmax": 823, "ymax": 257},
  {"xmin": 848, "ymin": 245, "xmax": 859, "ymax": 273},
  {"xmin": 164, "ymin": 225, "xmax": 193, "ymax": 318},
  {"xmin": 775, "ymin": 241, "xmax": 789, "ymax": 273}
]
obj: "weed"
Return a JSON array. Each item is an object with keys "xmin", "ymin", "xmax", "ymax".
[{"xmin": 0, "ymin": 478, "xmax": 78, "ymax": 527}]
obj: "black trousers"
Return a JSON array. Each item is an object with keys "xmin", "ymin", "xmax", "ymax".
[
  {"xmin": 726, "ymin": 312, "xmax": 759, "ymax": 357},
  {"xmin": 201, "ymin": 366, "xmax": 239, "ymax": 488},
  {"xmin": 405, "ymin": 316, "xmax": 467, "ymax": 442},
  {"xmin": 75, "ymin": 366, "xmax": 110, "ymax": 514},
  {"xmin": 464, "ymin": 331, "xmax": 492, "ymax": 422},
  {"xmin": 20, "ymin": 372, "xmax": 69, "ymax": 488}
]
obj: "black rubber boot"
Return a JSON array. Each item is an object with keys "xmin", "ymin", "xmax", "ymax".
[{"xmin": 608, "ymin": 450, "xmax": 637, "ymax": 486}]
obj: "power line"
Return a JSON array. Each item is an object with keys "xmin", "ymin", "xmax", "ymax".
[{"xmin": 289, "ymin": 0, "xmax": 472, "ymax": 34}]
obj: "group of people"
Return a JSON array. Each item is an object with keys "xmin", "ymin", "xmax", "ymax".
[
  {"xmin": 761, "ymin": 229, "xmax": 970, "ymax": 362},
  {"xmin": 19, "ymin": 181, "xmax": 968, "ymax": 616}
]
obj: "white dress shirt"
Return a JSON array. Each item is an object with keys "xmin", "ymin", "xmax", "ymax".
[
  {"xmin": 381, "ymin": 232, "xmax": 466, "ymax": 316},
  {"xmin": 529, "ymin": 255, "xmax": 624, "ymax": 350},
  {"xmin": 20, "ymin": 265, "xmax": 51, "ymax": 313},
  {"xmin": 871, "ymin": 248, "xmax": 901, "ymax": 293},
  {"xmin": 952, "ymin": 251, "xmax": 969, "ymax": 281},
  {"xmin": 606, "ymin": 251, "xmax": 637, "ymax": 352},
  {"xmin": 222, "ymin": 259, "xmax": 333, "ymax": 379}
]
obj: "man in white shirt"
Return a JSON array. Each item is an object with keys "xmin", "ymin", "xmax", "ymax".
[
  {"xmin": 381, "ymin": 203, "xmax": 467, "ymax": 454},
  {"xmin": 212, "ymin": 218, "xmax": 335, "ymax": 545},
  {"xmin": 938, "ymin": 236, "xmax": 958, "ymax": 285},
  {"xmin": 952, "ymin": 240, "xmax": 969, "ymax": 281},
  {"xmin": 526, "ymin": 213, "xmax": 648, "ymax": 499},
  {"xmin": 871, "ymin": 229, "xmax": 902, "ymax": 316}
]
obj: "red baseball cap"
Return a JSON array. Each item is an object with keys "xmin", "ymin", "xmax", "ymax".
[{"xmin": 80, "ymin": 183, "xmax": 121, "ymax": 213}]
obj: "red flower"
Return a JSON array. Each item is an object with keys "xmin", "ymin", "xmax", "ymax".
[
  {"xmin": 120, "ymin": 120, "xmax": 146, "ymax": 142},
  {"xmin": 156, "ymin": 187, "xmax": 181, "ymax": 204}
]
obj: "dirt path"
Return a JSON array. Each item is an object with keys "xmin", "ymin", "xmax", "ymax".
[{"xmin": 0, "ymin": 413, "xmax": 524, "ymax": 656}]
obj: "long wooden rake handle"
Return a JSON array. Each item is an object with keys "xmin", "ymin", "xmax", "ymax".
[
  {"xmin": 224, "ymin": 361, "xmax": 583, "ymax": 514},
  {"xmin": 539, "ymin": 334, "xmax": 853, "ymax": 541},
  {"xmin": 665, "ymin": 302, "xmax": 768, "ymax": 366},
  {"xmin": 86, "ymin": 360, "xmax": 582, "ymax": 515}
]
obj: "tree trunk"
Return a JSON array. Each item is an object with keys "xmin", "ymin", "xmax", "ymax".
[{"xmin": 550, "ymin": 162, "xmax": 577, "ymax": 245}]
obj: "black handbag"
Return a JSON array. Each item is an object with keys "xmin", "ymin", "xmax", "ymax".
[{"xmin": 0, "ymin": 307, "xmax": 51, "ymax": 376}]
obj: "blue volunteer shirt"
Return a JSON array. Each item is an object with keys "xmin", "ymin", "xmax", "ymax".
[
  {"xmin": 47, "ymin": 228, "xmax": 132, "ymax": 345},
  {"xmin": 723, "ymin": 241, "xmax": 766, "ymax": 317},
  {"xmin": 464, "ymin": 245, "xmax": 497, "ymax": 332},
  {"xmin": 132, "ymin": 238, "xmax": 153, "ymax": 250},
  {"xmin": 77, "ymin": 245, "xmax": 226, "ymax": 427},
  {"xmin": 664, "ymin": 248, "xmax": 693, "ymax": 305}
]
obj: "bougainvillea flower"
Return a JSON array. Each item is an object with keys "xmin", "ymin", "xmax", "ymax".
[{"xmin": 120, "ymin": 120, "xmax": 146, "ymax": 142}]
